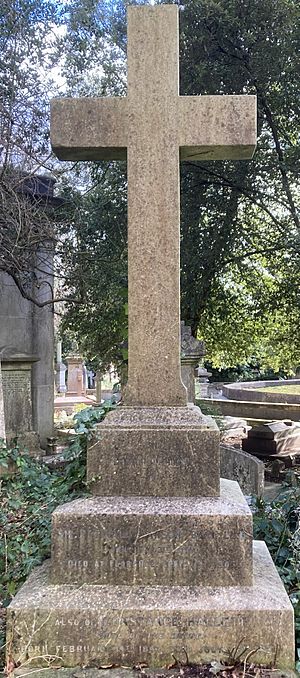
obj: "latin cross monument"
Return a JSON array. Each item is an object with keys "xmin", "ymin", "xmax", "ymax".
[
  {"xmin": 7, "ymin": 6, "xmax": 294, "ymax": 671},
  {"xmin": 51, "ymin": 5, "xmax": 256, "ymax": 407}
]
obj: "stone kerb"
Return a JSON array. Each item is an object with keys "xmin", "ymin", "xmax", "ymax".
[{"xmin": 223, "ymin": 379, "xmax": 300, "ymax": 403}]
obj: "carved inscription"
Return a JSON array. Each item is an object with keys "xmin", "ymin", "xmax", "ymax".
[
  {"xmin": 2, "ymin": 369, "xmax": 32, "ymax": 432},
  {"xmin": 52, "ymin": 521, "xmax": 247, "ymax": 586},
  {"xmin": 18, "ymin": 610, "xmax": 265, "ymax": 666}
]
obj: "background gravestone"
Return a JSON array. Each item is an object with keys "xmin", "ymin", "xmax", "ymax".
[
  {"xmin": 220, "ymin": 443, "xmax": 264, "ymax": 496},
  {"xmin": 0, "ymin": 348, "xmax": 41, "ymax": 453}
]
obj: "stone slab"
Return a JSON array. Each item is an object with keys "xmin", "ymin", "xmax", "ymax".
[
  {"xmin": 87, "ymin": 407, "xmax": 220, "ymax": 497},
  {"xmin": 7, "ymin": 542, "xmax": 294, "ymax": 669},
  {"xmin": 51, "ymin": 479, "xmax": 252, "ymax": 587},
  {"xmin": 220, "ymin": 444, "xmax": 264, "ymax": 496}
]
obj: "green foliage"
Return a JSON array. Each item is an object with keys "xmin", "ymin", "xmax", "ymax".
[
  {"xmin": 0, "ymin": 404, "xmax": 116, "ymax": 666},
  {"xmin": 252, "ymin": 477, "xmax": 300, "ymax": 668},
  {"xmin": 206, "ymin": 362, "xmax": 288, "ymax": 383},
  {"xmin": 55, "ymin": 0, "xmax": 300, "ymax": 373}
]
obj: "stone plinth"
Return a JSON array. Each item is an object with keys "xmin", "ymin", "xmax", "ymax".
[
  {"xmin": 87, "ymin": 406, "xmax": 220, "ymax": 497},
  {"xmin": 7, "ymin": 541, "xmax": 294, "ymax": 669},
  {"xmin": 51, "ymin": 480, "xmax": 252, "ymax": 587}
]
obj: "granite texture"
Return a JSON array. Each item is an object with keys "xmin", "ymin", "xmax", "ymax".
[
  {"xmin": 50, "ymin": 5, "xmax": 256, "ymax": 408},
  {"xmin": 87, "ymin": 408, "xmax": 220, "ymax": 497},
  {"xmin": 100, "ymin": 405, "xmax": 213, "ymax": 428},
  {"xmin": 7, "ymin": 542, "xmax": 294, "ymax": 669},
  {"xmin": 51, "ymin": 479, "xmax": 253, "ymax": 587}
]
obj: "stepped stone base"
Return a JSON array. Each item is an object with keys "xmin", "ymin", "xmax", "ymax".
[
  {"xmin": 7, "ymin": 542, "xmax": 294, "ymax": 670},
  {"xmin": 51, "ymin": 479, "xmax": 253, "ymax": 586},
  {"xmin": 87, "ymin": 406, "xmax": 220, "ymax": 496}
]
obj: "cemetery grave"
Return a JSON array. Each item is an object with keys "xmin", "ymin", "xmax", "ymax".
[{"xmin": 3, "ymin": 4, "xmax": 295, "ymax": 674}]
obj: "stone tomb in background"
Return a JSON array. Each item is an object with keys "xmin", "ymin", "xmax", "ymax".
[{"xmin": 7, "ymin": 5, "xmax": 294, "ymax": 670}]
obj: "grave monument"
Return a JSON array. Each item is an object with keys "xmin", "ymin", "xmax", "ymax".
[
  {"xmin": 0, "ymin": 347, "xmax": 42, "ymax": 453},
  {"xmin": 7, "ymin": 5, "xmax": 294, "ymax": 669}
]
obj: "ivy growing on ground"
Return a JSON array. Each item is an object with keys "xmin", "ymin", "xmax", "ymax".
[
  {"xmin": 252, "ymin": 476, "xmax": 300, "ymax": 670},
  {"xmin": 0, "ymin": 403, "xmax": 115, "ymax": 667},
  {"xmin": 0, "ymin": 403, "xmax": 299, "ymax": 671}
]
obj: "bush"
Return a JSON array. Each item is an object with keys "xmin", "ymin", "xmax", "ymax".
[
  {"xmin": 0, "ymin": 403, "xmax": 116, "ymax": 667},
  {"xmin": 252, "ymin": 475, "xmax": 300, "ymax": 670}
]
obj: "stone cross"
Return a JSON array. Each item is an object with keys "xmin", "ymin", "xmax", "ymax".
[{"xmin": 51, "ymin": 5, "xmax": 256, "ymax": 408}]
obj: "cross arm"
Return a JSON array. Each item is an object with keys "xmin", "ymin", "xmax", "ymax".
[
  {"xmin": 50, "ymin": 98, "xmax": 128, "ymax": 161},
  {"xmin": 179, "ymin": 95, "xmax": 257, "ymax": 161}
]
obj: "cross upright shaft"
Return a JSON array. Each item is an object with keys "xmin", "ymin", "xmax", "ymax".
[{"xmin": 51, "ymin": 5, "xmax": 256, "ymax": 407}]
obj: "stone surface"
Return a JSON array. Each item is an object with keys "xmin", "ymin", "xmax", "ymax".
[
  {"xmin": 55, "ymin": 362, "xmax": 67, "ymax": 394},
  {"xmin": 200, "ymin": 396, "xmax": 300, "ymax": 422},
  {"xmin": 248, "ymin": 421, "xmax": 288, "ymax": 438},
  {"xmin": 66, "ymin": 356, "xmax": 85, "ymax": 395},
  {"xmin": 223, "ymin": 379, "xmax": 300, "ymax": 403},
  {"xmin": 51, "ymin": 5, "xmax": 256, "ymax": 408},
  {"xmin": 51, "ymin": 479, "xmax": 252, "ymax": 587},
  {"xmin": 222, "ymin": 416, "xmax": 248, "ymax": 431},
  {"xmin": 181, "ymin": 322, "xmax": 205, "ymax": 403},
  {"xmin": 7, "ymin": 542, "xmax": 294, "ymax": 670},
  {"xmin": 243, "ymin": 422, "xmax": 300, "ymax": 457},
  {"xmin": 220, "ymin": 444, "xmax": 264, "ymax": 497},
  {"xmin": 0, "ymin": 178, "xmax": 56, "ymax": 448},
  {"xmin": 0, "ymin": 352, "xmax": 40, "ymax": 444},
  {"xmin": 11, "ymin": 670, "xmax": 299, "ymax": 678},
  {"xmin": 0, "ymin": 363, "xmax": 5, "ymax": 440},
  {"xmin": 87, "ymin": 406, "xmax": 220, "ymax": 497}
]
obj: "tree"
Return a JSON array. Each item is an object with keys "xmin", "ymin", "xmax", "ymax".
[
  {"xmin": 0, "ymin": 0, "xmax": 68, "ymax": 304},
  {"xmin": 57, "ymin": 0, "xmax": 300, "ymax": 369}
]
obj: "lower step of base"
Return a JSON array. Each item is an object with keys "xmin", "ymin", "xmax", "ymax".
[{"xmin": 7, "ymin": 542, "xmax": 294, "ymax": 670}]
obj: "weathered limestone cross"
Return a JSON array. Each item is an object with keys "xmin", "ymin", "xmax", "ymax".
[{"xmin": 51, "ymin": 5, "xmax": 256, "ymax": 408}]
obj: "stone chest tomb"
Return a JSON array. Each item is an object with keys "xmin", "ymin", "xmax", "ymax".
[{"xmin": 7, "ymin": 5, "xmax": 294, "ymax": 671}]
